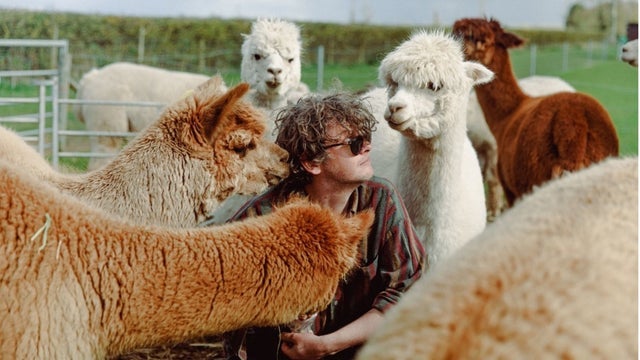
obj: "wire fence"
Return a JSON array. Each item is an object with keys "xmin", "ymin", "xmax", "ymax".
[{"xmin": 0, "ymin": 38, "xmax": 630, "ymax": 169}]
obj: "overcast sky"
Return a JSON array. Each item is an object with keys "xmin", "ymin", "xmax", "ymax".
[{"xmin": 0, "ymin": 0, "xmax": 628, "ymax": 29}]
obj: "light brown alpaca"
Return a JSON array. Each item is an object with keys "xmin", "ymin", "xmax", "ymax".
[
  {"xmin": 452, "ymin": 18, "xmax": 619, "ymax": 206},
  {"xmin": 0, "ymin": 159, "xmax": 374, "ymax": 359},
  {"xmin": 0, "ymin": 77, "xmax": 289, "ymax": 228}
]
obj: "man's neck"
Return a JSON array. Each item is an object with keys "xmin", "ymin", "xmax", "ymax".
[{"xmin": 304, "ymin": 180, "xmax": 358, "ymax": 215}]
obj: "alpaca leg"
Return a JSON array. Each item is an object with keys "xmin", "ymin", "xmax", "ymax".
[
  {"xmin": 483, "ymin": 149, "xmax": 505, "ymax": 221},
  {"xmin": 485, "ymin": 178, "xmax": 505, "ymax": 221}
]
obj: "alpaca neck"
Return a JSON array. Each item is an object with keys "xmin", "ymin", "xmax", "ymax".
[
  {"xmin": 250, "ymin": 89, "xmax": 287, "ymax": 110},
  {"xmin": 55, "ymin": 127, "xmax": 211, "ymax": 227},
  {"xmin": 96, "ymin": 230, "xmax": 233, "ymax": 354},
  {"xmin": 398, "ymin": 118, "xmax": 466, "ymax": 231},
  {"xmin": 475, "ymin": 50, "xmax": 528, "ymax": 139}
]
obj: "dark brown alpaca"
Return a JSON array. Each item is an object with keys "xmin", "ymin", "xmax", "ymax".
[{"xmin": 452, "ymin": 18, "xmax": 619, "ymax": 206}]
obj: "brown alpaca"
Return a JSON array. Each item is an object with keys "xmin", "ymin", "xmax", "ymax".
[
  {"xmin": 0, "ymin": 159, "xmax": 374, "ymax": 359},
  {"xmin": 452, "ymin": 18, "xmax": 619, "ymax": 206},
  {"xmin": 0, "ymin": 77, "xmax": 289, "ymax": 227}
]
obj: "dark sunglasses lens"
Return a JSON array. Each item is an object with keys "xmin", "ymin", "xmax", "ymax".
[{"xmin": 350, "ymin": 137, "xmax": 364, "ymax": 155}]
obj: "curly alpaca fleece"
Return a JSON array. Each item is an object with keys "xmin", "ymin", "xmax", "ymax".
[
  {"xmin": 357, "ymin": 156, "xmax": 637, "ymax": 359},
  {"xmin": 0, "ymin": 159, "xmax": 374, "ymax": 359}
]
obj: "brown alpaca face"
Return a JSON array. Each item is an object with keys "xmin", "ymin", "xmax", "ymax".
[
  {"xmin": 208, "ymin": 98, "xmax": 290, "ymax": 200},
  {"xmin": 177, "ymin": 80, "xmax": 290, "ymax": 202},
  {"xmin": 452, "ymin": 19, "xmax": 496, "ymax": 67}
]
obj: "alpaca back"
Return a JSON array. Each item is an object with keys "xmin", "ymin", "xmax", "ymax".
[
  {"xmin": 76, "ymin": 62, "xmax": 219, "ymax": 170},
  {"xmin": 0, "ymin": 125, "xmax": 58, "ymax": 178},
  {"xmin": 356, "ymin": 156, "xmax": 638, "ymax": 359}
]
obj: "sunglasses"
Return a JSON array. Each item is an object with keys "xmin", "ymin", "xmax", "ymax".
[{"xmin": 323, "ymin": 135, "xmax": 366, "ymax": 156}]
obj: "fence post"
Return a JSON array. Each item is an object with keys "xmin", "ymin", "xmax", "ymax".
[
  {"xmin": 138, "ymin": 26, "xmax": 146, "ymax": 63},
  {"xmin": 37, "ymin": 81, "xmax": 47, "ymax": 155},
  {"xmin": 51, "ymin": 76, "xmax": 60, "ymax": 169},
  {"xmin": 199, "ymin": 39, "xmax": 205, "ymax": 73},
  {"xmin": 317, "ymin": 45, "xmax": 325, "ymax": 92},
  {"xmin": 562, "ymin": 42, "xmax": 569, "ymax": 73}
]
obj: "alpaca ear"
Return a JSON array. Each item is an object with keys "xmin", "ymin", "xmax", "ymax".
[
  {"xmin": 465, "ymin": 61, "xmax": 494, "ymax": 86},
  {"xmin": 342, "ymin": 210, "xmax": 375, "ymax": 243},
  {"xmin": 200, "ymin": 82, "xmax": 251, "ymax": 142},
  {"xmin": 500, "ymin": 32, "xmax": 525, "ymax": 49},
  {"xmin": 195, "ymin": 74, "xmax": 226, "ymax": 94}
]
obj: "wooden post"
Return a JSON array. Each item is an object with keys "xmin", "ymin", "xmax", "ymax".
[{"xmin": 138, "ymin": 26, "xmax": 145, "ymax": 63}]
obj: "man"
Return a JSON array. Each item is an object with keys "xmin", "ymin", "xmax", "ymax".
[{"xmin": 216, "ymin": 92, "xmax": 425, "ymax": 359}]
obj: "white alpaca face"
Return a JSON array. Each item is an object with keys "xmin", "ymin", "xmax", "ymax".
[
  {"xmin": 241, "ymin": 40, "xmax": 302, "ymax": 97},
  {"xmin": 383, "ymin": 78, "xmax": 447, "ymax": 139}
]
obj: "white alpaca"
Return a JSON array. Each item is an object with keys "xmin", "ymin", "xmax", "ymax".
[
  {"xmin": 207, "ymin": 18, "xmax": 310, "ymax": 224},
  {"xmin": 241, "ymin": 17, "xmax": 310, "ymax": 122},
  {"xmin": 0, "ymin": 78, "xmax": 289, "ymax": 228},
  {"xmin": 377, "ymin": 30, "xmax": 493, "ymax": 266},
  {"xmin": 621, "ymin": 39, "xmax": 638, "ymax": 67},
  {"xmin": 0, "ymin": 159, "xmax": 374, "ymax": 360},
  {"xmin": 364, "ymin": 75, "xmax": 575, "ymax": 221},
  {"xmin": 356, "ymin": 156, "xmax": 637, "ymax": 359},
  {"xmin": 467, "ymin": 75, "xmax": 576, "ymax": 219},
  {"xmin": 75, "ymin": 62, "xmax": 220, "ymax": 170}
]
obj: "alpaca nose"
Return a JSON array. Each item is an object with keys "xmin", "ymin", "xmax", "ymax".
[
  {"xmin": 388, "ymin": 103, "xmax": 405, "ymax": 114},
  {"xmin": 268, "ymin": 67, "xmax": 282, "ymax": 76}
]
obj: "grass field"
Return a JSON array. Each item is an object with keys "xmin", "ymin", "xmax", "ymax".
[{"xmin": 0, "ymin": 53, "xmax": 637, "ymax": 171}]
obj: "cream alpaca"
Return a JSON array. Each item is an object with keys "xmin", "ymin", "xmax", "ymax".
[
  {"xmin": 0, "ymin": 159, "xmax": 374, "ymax": 359},
  {"xmin": 376, "ymin": 29, "xmax": 492, "ymax": 266},
  {"xmin": 240, "ymin": 17, "xmax": 310, "ymax": 117},
  {"xmin": 356, "ymin": 156, "xmax": 637, "ymax": 359},
  {"xmin": 200, "ymin": 18, "xmax": 311, "ymax": 224},
  {"xmin": 0, "ymin": 77, "xmax": 289, "ymax": 228},
  {"xmin": 75, "ymin": 62, "xmax": 219, "ymax": 170}
]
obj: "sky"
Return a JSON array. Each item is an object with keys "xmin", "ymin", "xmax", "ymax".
[{"xmin": 0, "ymin": 0, "xmax": 592, "ymax": 29}]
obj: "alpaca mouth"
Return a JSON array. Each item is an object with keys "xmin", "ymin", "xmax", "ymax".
[
  {"xmin": 385, "ymin": 112, "xmax": 409, "ymax": 129},
  {"xmin": 266, "ymin": 80, "xmax": 281, "ymax": 89},
  {"xmin": 267, "ymin": 173, "xmax": 285, "ymax": 185}
]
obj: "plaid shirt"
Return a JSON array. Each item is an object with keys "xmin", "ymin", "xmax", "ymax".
[{"xmin": 219, "ymin": 176, "xmax": 425, "ymax": 359}]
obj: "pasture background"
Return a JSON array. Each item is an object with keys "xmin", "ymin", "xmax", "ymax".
[{"xmin": 0, "ymin": 9, "xmax": 637, "ymax": 170}]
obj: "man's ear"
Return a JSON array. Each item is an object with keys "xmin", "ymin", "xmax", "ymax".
[{"xmin": 301, "ymin": 159, "xmax": 322, "ymax": 175}]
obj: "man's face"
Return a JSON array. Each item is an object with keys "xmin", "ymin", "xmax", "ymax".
[{"xmin": 316, "ymin": 122, "xmax": 374, "ymax": 185}]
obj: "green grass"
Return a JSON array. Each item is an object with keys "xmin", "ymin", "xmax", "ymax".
[
  {"xmin": 0, "ymin": 53, "xmax": 637, "ymax": 172},
  {"xmin": 561, "ymin": 61, "xmax": 638, "ymax": 156}
]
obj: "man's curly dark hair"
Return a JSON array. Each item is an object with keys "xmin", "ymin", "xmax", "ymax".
[{"xmin": 274, "ymin": 92, "xmax": 378, "ymax": 188}]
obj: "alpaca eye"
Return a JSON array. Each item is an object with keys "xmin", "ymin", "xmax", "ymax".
[
  {"xmin": 233, "ymin": 146, "xmax": 248, "ymax": 157},
  {"xmin": 426, "ymin": 81, "xmax": 441, "ymax": 92},
  {"xmin": 386, "ymin": 78, "xmax": 398, "ymax": 89},
  {"xmin": 288, "ymin": 58, "xmax": 294, "ymax": 63},
  {"xmin": 253, "ymin": 54, "xmax": 262, "ymax": 61}
]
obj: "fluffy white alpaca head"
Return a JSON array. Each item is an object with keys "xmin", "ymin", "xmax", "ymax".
[
  {"xmin": 378, "ymin": 30, "xmax": 493, "ymax": 138},
  {"xmin": 241, "ymin": 18, "xmax": 303, "ymax": 98}
]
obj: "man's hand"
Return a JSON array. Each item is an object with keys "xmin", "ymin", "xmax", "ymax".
[{"xmin": 280, "ymin": 332, "xmax": 330, "ymax": 360}]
